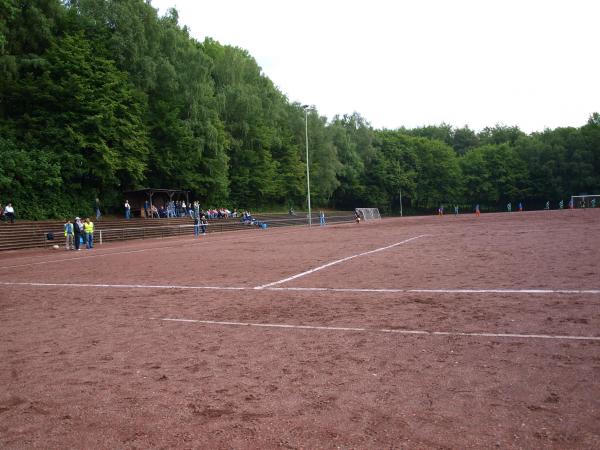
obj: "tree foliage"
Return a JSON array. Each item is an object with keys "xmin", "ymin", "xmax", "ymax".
[{"xmin": 1, "ymin": 0, "xmax": 599, "ymax": 219}]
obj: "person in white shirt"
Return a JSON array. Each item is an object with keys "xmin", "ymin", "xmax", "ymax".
[
  {"xmin": 4, "ymin": 203, "xmax": 15, "ymax": 223},
  {"xmin": 124, "ymin": 200, "xmax": 131, "ymax": 219}
]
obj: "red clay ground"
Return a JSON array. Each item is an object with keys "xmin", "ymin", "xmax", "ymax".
[{"xmin": 1, "ymin": 210, "xmax": 599, "ymax": 448}]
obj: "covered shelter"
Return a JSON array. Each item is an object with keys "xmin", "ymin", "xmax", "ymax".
[{"xmin": 123, "ymin": 188, "xmax": 190, "ymax": 218}]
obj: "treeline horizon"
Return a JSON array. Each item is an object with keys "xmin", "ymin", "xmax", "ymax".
[{"xmin": 1, "ymin": 0, "xmax": 599, "ymax": 220}]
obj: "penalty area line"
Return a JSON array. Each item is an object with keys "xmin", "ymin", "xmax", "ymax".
[
  {"xmin": 254, "ymin": 234, "xmax": 430, "ymax": 289},
  {"xmin": 155, "ymin": 318, "xmax": 600, "ymax": 341}
]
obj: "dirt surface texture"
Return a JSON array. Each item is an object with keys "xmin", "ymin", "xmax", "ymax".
[{"xmin": 1, "ymin": 209, "xmax": 599, "ymax": 449}]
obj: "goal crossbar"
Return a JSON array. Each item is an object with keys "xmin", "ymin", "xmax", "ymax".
[
  {"xmin": 571, "ymin": 195, "xmax": 600, "ymax": 208},
  {"xmin": 356, "ymin": 208, "xmax": 381, "ymax": 221}
]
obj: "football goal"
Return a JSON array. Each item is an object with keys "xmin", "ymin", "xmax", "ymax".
[
  {"xmin": 355, "ymin": 208, "xmax": 381, "ymax": 221},
  {"xmin": 570, "ymin": 195, "xmax": 600, "ymax": 208}
]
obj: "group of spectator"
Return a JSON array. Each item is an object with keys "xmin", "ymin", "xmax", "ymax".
[
  {"xmin": 0, "ymin": 202, "xmax": 16, "ymax": 223},
  {"xmin": 240, "ymin": 211, "xmax": 269, "ymax": 228},
  {"xmin": 137, "ymin": 199, "xmax": 239, "ymax": 221},
  {"xmin": 205, "ymin": 208, "xmax": 237, "ymax": 219},
  {"xmin": 63, "ymin": 217, "xmax": 95, "ymax": 250},
  {"xmin": 141, "ymin": 200, "xmax": 197, "ymax": 219}
]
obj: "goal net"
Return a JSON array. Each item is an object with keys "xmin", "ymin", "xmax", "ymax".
[
  {"xmin": 570, "ymin": 195, "xmax": 600, "ymax": 208},
  {"xmin": 355, "ymin": 208, "xmax": 381, "ymax": 221}
]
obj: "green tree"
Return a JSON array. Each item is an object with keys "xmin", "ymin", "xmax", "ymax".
[
  {"xmin": 330, "ymin": 113, "xmax": 372, "ymax": 209},
  {"xmin": 412, "ymin": 137, "xmax": 461, "ymax": 208},
  {"xmin": 460, "ymin": 143, "xmax": 528, "ymax": 205},
  {"xmin": 368, "ymin": 130, "xmax": 419, "ymax": 212},
  {"xmin": 0, "ymin": 137, "xmax": 65, "ymax": 219}
]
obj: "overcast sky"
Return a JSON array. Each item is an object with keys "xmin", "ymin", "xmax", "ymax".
[{"xmin": 151, "ymin": 0, "xmax": 599, "ymax": 133}]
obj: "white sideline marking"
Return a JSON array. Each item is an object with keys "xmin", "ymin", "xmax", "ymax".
[
  {"xmin": 254, "ymin": 235, "xmax": 429, "ymax": 289},
  {"xmin": 0, "ymin": 281, "xmax": 599, "ymax": 295},
  {"xmin": 268, "ymin": 287, "xmax": 600, "ymax": 295},
  {"xmin": 157, "ymin": 318, "xmax": 600, "ymax": 341},
  {"xmin": 0, "ymin": 281, "xmax": 246, "ymax": 291}
]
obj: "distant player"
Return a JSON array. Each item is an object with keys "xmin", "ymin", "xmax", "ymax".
[
  {"xmin": 475, "ymin": 204, "xmax": 480, "ymax": 217},
  {"xmin": 559, "ymin": 200, "xmax": 564, "ymax": 209},
  {"xmin": 438, "ymin": 205, "xmax": 444, "ymax": 216},
  {"xmin": 354, "ymin": 209, "xmax": 361, "ymax": 223},
  {"xmin": 454, "ymin": 205, "xmax": 459, "ymax": 215},
  {"xmin": 568, "ymin": 198, "xmax": 574, "ymax": 209},
  {"xmin": 518, "ymin": 202, "xmax": 523, "ymax": 212},
  {"xmin": 592, "ymin": 199, "xmax": 597, "ymax": 208},
  {"xmin": 544, "ymin": 201, "xmax": 550, "ymax": 210},
  {"xmin": 507, "ymin": 202, "xmax": 512, "ymax": 212}
]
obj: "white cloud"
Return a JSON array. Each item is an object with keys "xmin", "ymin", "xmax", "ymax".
[{"xmin": 151, "ymin": 0, "xmax": 600, "ymax": 132}]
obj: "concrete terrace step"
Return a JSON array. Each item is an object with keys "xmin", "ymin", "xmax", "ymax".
[{"xmin": 0, "ymin": 212, "xmax": 355, "ymax": 251}]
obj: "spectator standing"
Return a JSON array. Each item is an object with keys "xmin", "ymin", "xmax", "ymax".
[
  {"xmin": 319, "ymin": 211, "xmax": 326, "ymax": 226},
  {"xmin": 0, "ymin": 203, "xmax": 4, "ymax": 221},
  {"xmin": 95, "ymin": 198, "xmax": 101, "ymax": 220},
  {"xmin": 124, "ymin": 200, "xmax": 131, "ymax": 219},
  {"xmin": 64, "ymin": 219, "xmax": 74, "ymax": 250},
  {"xmin": 144, "ymin": 200, "xmax": 149, "ymax": 218},
  {"xmin": 4, "ymin": 203, "xmax": 15, "ymax": 223},
  {"xmin": 200, "ymin": 213, "xmax": 208, "ymax": 235},
  {"xmin": 73, "ymin": 217, "xmax": 83, "ymax": 251},
  {"xmin": 193, "ymin": 213, "xmax": 200, "ymax": 238},
  {"xmin": 84, "ymin": 218, "xmax": 94, "ymax": 249}
]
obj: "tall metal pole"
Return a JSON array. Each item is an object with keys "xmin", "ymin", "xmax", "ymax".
[
  {"xmin": 399, "ymin": 187, "xmax": 403, "ymax": 217},
  {"xmin": 303, "ymin": 105, "xmax": 312, "ymax": 226}
]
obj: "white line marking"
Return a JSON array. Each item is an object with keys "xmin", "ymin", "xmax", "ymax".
[
  {"xmin": 0, "ymin": 281, "xmax": 599, "ymax": 295},
  {"xmin": 157, "ymin": 318, "xmax": 600, "ymax": 341},
  {"xmin": 267, "ymin": 287, "xmax": 600, "ymax": 294},
  {"xmin": 0, "ymin": 281, "xmax": 246, "ymax": 291},
  {"xmin": 254, "ymin": 235, "xmax": 429, "ymax": 289}
]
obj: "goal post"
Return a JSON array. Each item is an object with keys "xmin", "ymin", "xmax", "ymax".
[
  {"xmin": 355, "ymin": 208, "xmax": 381, "ymax": 221},
  {"xmin": 570, "ymin": 195, "xmax": 600, "ymax": 208}
]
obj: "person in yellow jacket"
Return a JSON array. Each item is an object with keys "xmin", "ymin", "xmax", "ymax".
[{"xmin": 84, "ymin": 218, "xmax": 94, "ymax": 249}]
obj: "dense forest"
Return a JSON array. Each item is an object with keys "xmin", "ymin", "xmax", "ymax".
[{"xmin": 1, "ymin": 0, "xmax": 599, "ymax": 219}]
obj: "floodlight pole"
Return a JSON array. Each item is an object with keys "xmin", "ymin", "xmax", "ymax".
[
  {"xmin": 399, "ymin": 187, "xmax": 403, "ymax": 217},
  {"xmin": 303, "ymin": 105, "xmax": 312, "ymax": 226},
  {"xmin": 398, "ymin": 164, "xmax": 403, "ymax": 217}
]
